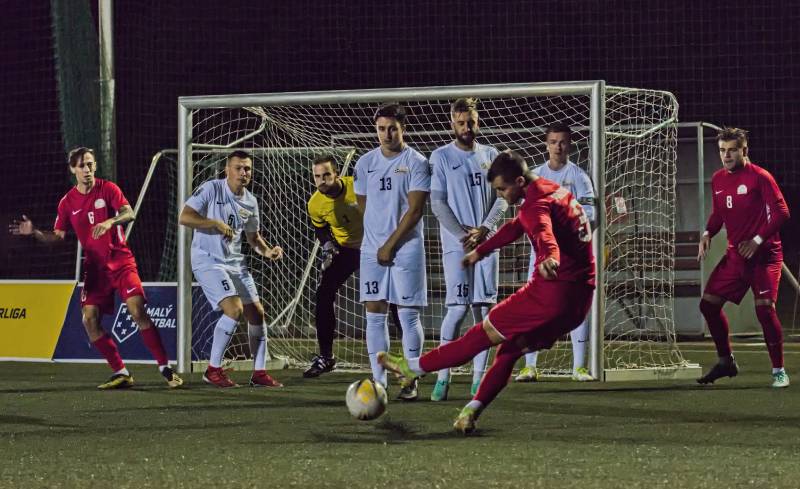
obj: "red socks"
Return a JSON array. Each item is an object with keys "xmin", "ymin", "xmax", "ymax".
[
  {"xmin": 699, "ymin": 300, "xmax": 731, "ymax": 358},
  {"xmin": 420, "ymin": 323, "xmax": 493, "ymax": 373},
  {"xmin": 139, "ymin": 326, "xmax": 169, "ymax": 366},
  {"xmin": 92, "ymin": 334, "xmax": 125, "ymax": 371},
  {"xmin": 755, "ymin": 305, "xmax": 784, "ymax": 369},
  {"xmin": 474, "ymin": 341, "xmax": 523, "ymax": 406}
]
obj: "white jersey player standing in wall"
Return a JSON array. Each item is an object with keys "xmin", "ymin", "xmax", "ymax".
[
  {"xmin": 428, "ymin": 98, "xmax": 508, "ymax": 401},
  {"xmin": 354, "ymin": 103, "xmax": 430, "ymax": 401},
  {"xmin": 515, "ymin": 122, "xmax": 597, "ymax": 382},
  {"xmin": 179, "ymin": 150, "xmax": 284, "ymax": 388}
]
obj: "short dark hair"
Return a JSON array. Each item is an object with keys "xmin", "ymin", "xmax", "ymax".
[
  {"xmin": 312, "ymin": 153, "xmax": 337, "ymax": 169},
  {"xmin": 487, "ymin": 150, "xmax": 528, "ymax": 182},
  {"xmin": 451, "ymin": 97, "xmax": 478, "ymax": 117},
  {"xmin": 227, "ymin": 150, "xmax": 253, "ymax": 162},
  {"xmin": 544, "ymin": 122, "xmax": 572, "ymax": 140},
  {"xmin": 717, "ymin": 127, "xmax": 748, "ymax": 147},
  {"xmin": 67, "ymin": 147, "xmax": 95, "ymax": 167},
  {"xmin": 373, "ymin": 103, "xmax": 407, "ymax": 125}
]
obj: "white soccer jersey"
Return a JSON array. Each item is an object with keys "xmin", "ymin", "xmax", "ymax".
[
  {"xmin": 533, "ymin": 160, "xmax": 596, "ymax": 222},
  {"xmin": 354, "ymin": 146, "xmax": 430, "ymax": 256},
  {"xmin": 430, "ymin": 142, "xmax": 500, "ymax": 253},
  {"xmin": 184, "ymin": 179, "xmax": 260, "ymax": 270}
]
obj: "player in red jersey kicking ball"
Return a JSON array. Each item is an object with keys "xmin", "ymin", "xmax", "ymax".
[
  {"xmin": 9, "ymin": 147, "xmax": 182, "ymax": 389},
  {"xmin": 697, "ymin": 128, "xmax": 791, "ymax": 388},
  {"xmin": 379, "ymin": 150, "xmax": 595, "ymax": 434}
]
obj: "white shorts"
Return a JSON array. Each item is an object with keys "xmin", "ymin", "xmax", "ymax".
[
  {"xmin": 443, "ymin": 250, "xmax": 498, "ymax": 305},
  {"xmin": 359, "ymin": 251, "xmax": 427, "ymax": 307},
  {"xmin": 193, "ymin": 265, "xmax": 259, "ymax": 311}
]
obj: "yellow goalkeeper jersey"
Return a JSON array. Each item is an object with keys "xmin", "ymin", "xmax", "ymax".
[{"xmin": 307, "ymin": 176, "xmax": 363, "ymax": 249}]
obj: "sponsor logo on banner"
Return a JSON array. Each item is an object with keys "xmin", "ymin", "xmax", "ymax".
[
  {"xmin": 0, "ymin": 307, "xmax": 27, "ymax": 319},
  {"xmin": 112, "ymin": 302, "xmax": 177, "ymax": 344}
]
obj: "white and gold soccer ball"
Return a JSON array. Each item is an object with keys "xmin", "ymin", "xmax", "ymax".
[{"xmin": 345, "ymin": 378, "xmax": 387, "ymax": 421}]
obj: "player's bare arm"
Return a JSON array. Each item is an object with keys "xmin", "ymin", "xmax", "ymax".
[
  {"xmin": 246, "ymin": 231, "xmax": 283, "ymax": 260},
  {"xmin": 8, "ymin": 215, "xmax": 65, "ymax": 243},
  {"xmin": 179, "ymin": 205, "xmax": 234, "ymax": 240},
  {"xmin": 697, "ymin": 232, "xmax": 712, "ymax": 261},
  {"xmin": 91, "ymin": 204, "xmax": 135, "ymax": 239},
  {"xmin": 377, "ymin": 190, "xmax": 428, "ymax": 266}
]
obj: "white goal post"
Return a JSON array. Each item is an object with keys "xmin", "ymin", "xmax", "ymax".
[{"xmin": 176, "ymin": 81, "xmax": 701, "ymax": 381}]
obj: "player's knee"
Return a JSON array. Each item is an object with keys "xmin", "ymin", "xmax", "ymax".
[
  {"xmin": 481, "ymin": 319, "xmax": 505, "ymax": 345},
  {"xmin": 446, "ymin": 304, "xmax": 468, "ymax": 319},
  {"xmin": 699, "ymin": 298, "xmax": 722, "ymax": 317}
]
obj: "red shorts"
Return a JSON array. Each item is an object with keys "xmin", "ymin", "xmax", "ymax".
[
  {"xmin": 81, "ymin": 262, "xmax": 146, "ymax": 314},
  {"xmin": 488, "ymin": 279, "xmax": 594, "ymax": 351},
  {"xmin": 704, "ymin": 250, "xmax": 782, "ymax": 304}
]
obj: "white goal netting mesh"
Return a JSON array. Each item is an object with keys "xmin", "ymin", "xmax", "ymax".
[{"xmin": 175, "ymin": 86, "xmax": 689, "ymax": 376}]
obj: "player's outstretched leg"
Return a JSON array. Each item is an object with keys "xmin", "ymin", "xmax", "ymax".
[
  {"xmin": 432, "ymin": 305, "xmax": 467, "ymax": 401},
  {"xmin": 698, "ymin": 298, "xmax": 738, "ymax": 385},
  {"xmin": 377, "ymin": 351, "xmax": 419, "ymax": 387},
  {"xmin": 127, "ymin": 296, "xmax": 184, "ymax": 388}
]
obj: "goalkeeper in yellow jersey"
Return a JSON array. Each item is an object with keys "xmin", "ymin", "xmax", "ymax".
[{"xmin": 304, "ymin": 154, "xmax": 364, "ymax": 377}]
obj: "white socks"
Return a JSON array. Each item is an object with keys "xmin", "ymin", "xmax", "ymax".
[
  {"xmin": 471, "ymin": 305, "xmax": 490, "ymax": 384},
  {"xmin": 248, "ymin": 323, "xmax": 268, "ymax": 371},
  {"xmin": 571, "ymin": 318, "xmax": 589, "ymax": 372},
  {"xmin": 366, "ymin": 312, "xmax": 389, "ymax": 387},
  {"xmin": 210, "ymin": 314, "xmax": 238, "ymax": 368},
  {"xmin": 437, "ymin": 305, "xmax": 468, "ymax": 382},
  {"xmin": 397, "ymin": 307, "xmax": 424, "ymax": 359}
]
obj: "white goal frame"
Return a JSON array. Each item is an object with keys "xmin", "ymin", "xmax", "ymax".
[{"xmin": 176, "ymin": 81, "xmax": 700, "ymax": 381}]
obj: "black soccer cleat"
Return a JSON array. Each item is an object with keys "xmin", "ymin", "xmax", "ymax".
[
  {"xmin": 697, "ymin": 359, "xmax": 739, "ymax": 385},
  {"xmin": 397, "ymin": 377, "xmax": 419, "ymax": 401},
  {"xmin": 303, "ymin": 355, "xmax": 336, "ymax": 378}
]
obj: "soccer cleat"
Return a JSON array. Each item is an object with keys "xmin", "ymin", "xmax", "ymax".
[
  {"xmin": 203, "ymin": 367, "xmax": 238, "ymax": 388},
  {"xmin": 161, "ymin": 366, "xmax": 184, "ymax": 388},
  {"xmin": 250, "ymin": 370, "xmax": 283, "ymax": 388},
  {"xmin": 303, "ymin": 355, "xmax": 336, "ymax": 378},
  {"xmin": 430, "ymin": 379, "xmax": 450, "ymax": 401},
  {"xmin": 514, "ymin": 365, "xmax": 540, "ymax": 382},
  {"xmin": 376, "ymin": 351, "xmax": 418, "ymax": 386},
  {"xmin": 697, "ymin": 359, "xmax": 739, "ymax": 385},
  {"xmin": 397, "ymin": 378, "xmax": 419, "ymax": 401},
  {"xmin": 453, "ymin": 405, "xmax": 479, "ymax": 435},
  {"xmin": 571, "ymin": 367, "xmax": 594, "ymax": 382},
  {"xmin": 772, "ymin": 370, "xmax": 790, "ymax": 388},
  {"xmin": 470, "ymin": 380, "xmax": 481, "ymax": 397},
  {"xmin": 97, "ymin": 373, "xmax": 135, "ymax": 390}
]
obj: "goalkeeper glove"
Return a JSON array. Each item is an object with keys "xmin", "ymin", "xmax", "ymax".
[{"xmin": 320, "ymin": 241, "xmax": 339, "ymax": 271}]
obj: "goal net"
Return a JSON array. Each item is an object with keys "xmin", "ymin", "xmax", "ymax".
[{"xmin": 175, "ymin": 82, "xmax": 700, "ymax": 381}]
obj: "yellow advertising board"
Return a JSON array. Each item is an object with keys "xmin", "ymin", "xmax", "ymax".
[{"xmin": 0, "ymin": 281, "xmax": 76, "ymax": 360}]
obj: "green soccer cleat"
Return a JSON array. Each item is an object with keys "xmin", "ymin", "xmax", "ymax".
[
  {"xmin": 571, "ymin": 367, "xmax": 594, "ymax": 382},
  {"xmin": 514, "ymin": 365, "xmax": 540, "ymax": 382},
  {"xmin": 430, "ymin": 379, "xmax": 450, "ymax": 401},
  {"xmin": 453, "ymin": 405, "xmax": 479, "ymax": 435},
  {"xmin": 470, "ymin": 379, "xmax": 481, "ymax": 397},
  {"xmin": 376, "ymin": 351, "xmax": 418, "ymax": 386},
  {"xmin": 97, "ymin": 373, "xmax": 135, "ymax": 390},
  {"xmin": 772, "ymin": 370, "xmax": 790, "ymax": 388}
]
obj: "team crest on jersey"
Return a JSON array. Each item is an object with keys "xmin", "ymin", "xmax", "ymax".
[
  {"xmin": 481, "ymin": 161, "xmax": 491, "ymax": 169},
  {"xmin": 737, "ymin": 184, "xmax": 748, "ymax": 195},
  {"xmin": 94, "ymin": 198, "xmax": 106, "ymax": 209},
  {"xmin": 237, "ymin": 207, "xmax": 252, "ymax": 220},
  {"xmin": 394, "ymin": 166, "xmax": 410, "ymax": 173}
]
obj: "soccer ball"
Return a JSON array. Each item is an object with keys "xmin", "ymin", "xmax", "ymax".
[{"xmin": 345, "ymin": 378, "xmax": 387, "ymax": 421}]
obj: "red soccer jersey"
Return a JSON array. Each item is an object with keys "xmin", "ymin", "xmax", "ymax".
[
  {"xmin": 706, "ymin": 162, "xmax": 789, "ymax": 260},
  {"xmin": 54, "ymin": 178, "xmax": 136, "ymax": 270},
  {"xmin": 476, "ymin": 177, "xmax": 595, "ymax": 285}
]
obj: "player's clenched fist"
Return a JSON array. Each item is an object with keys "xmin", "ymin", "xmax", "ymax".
[{"xmin": 538, "ymin": 257, "xmax": 559, "ymax": 280}]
